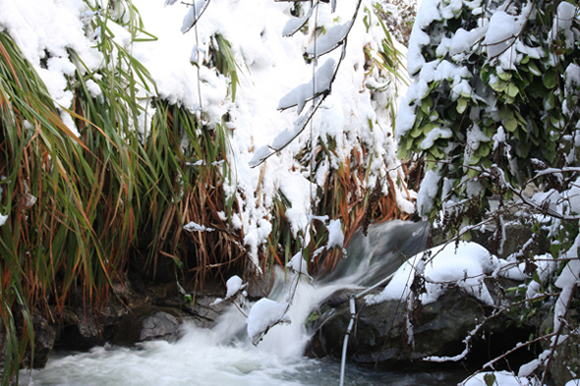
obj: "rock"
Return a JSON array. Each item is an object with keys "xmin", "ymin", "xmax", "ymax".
[
  {"xmin": 1, "ymin": 309, "xmax": 58, "ymax": 370},
  {"xmin": 308, "ymin": 284, "xmax": 536, "ymax": 371},
  {"xmin": 58, "ymin": 305, "xmax": 119, "ymax": 350},
  {"xmin": 27, "ymin": 311, "xmax": 57, "ymax": 368},
  {"xmin": 139, "ymin": 310, "xmax": 181, "ymax": 342},
  {"xmin": 541, "ymin": 287, "xmax": 580, "ymax": 385},
  {"xmin": 247, "ymin": 269, "xmax": 275, "ymax": 300},
  {"xmin": 112, "ymin": 306, "xmax": 183, "ymax": 345}
]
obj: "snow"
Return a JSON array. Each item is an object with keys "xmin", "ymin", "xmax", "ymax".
[
  {"xmin": 307, "ymin": 20, "xmax": 353, "ymax": 58},
  {"xmin": 523, "ymin": 256, "xmax": 556, "ymax": 300},
  {"xmin": 565, "ymin": 64, "xmax": 580, "ymax": 89},
  {"xmin": 366, "ymin": 241, "xmax": 501, "ymax": 306},
  {"xmin": 246, "ymin": 298, "xmax": 291, "ymax": 345},
  {"xmin": 554, "ymin": 236, "xmax": 580, "ymax": 332},
  {"xmin": 420, "ymin": 127, "xmax": 452, "ymax": 149},
  {"xmin": 447, "ymin": 27, "xmax": 487, "ymax": 57},
  {"xmin": 277, "ymin": 58, "xmax": 336, "ymax": 113},
  {"xmin": 461, "ymin": 371, "xmax": 539, "ymax": 386},
  {"xmin": 416, "ymin": 170, "xmax": 440, "ymax": 217},
  {"xmin": 326, "ymin": 219, "xmax": 344, "ymax": 250},
  {"xmin": 405, "ymin": 0, "xmax": 440, "ymax": 76},
  {"xmin": 183, "ymin": 221, "xmax": 215, "ymax": 232},
  {"xmin": 0, "ymin": 0, "xmax": 101, "ymax": 136},
  {"xmin": 286, "ymin": 251, "xmax": 309, "ymax": 276},
  {"xmin": 0, "ymin": 213, "xmax": 7, "ymax": 227},
  {"xmin": 248, "ymin": 145, "xmax": 273, "ymax": 168},
  {"xmin": 180, "ymin": 0, "xmax": 209, "ymax": 34},
  {"xmin": 482, "ymin": 11, "xmax": 519, "ymax": 59},
  {"xmin": 517, "ymin": 349, "xmax": 550, "ymax": 378},
  {"xmin": 549, "ymin": 1, "xmax": 577, "ymax": 48},
  {"xmin": 225, "ymin": 275, "xmax": 245, "ymax": 299},
  {"xmin": 282, "ymin": 4, "xmax": 317, "ymax": 37}
]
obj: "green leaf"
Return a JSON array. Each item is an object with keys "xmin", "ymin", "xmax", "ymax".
[
  {"xmin": 410, "ymin": 124, "xmax": 424, "ymax": 138},
  {"xmin": 542, "ymin": 70, "xmax": 557, "ymax": 89},
  {"xmin": 490, "ymin": 80, "xmax": 507, "ymax": 93},
  {"xmin": 505, "ymin": 117, "xmax": 518, "ymax": 132},
  {"xmin": 421, "ymin": 96, "xmax": 433, "ymax": 114},
  {"xmin": 467, "ymin": 167, "xmax": 479, "ymax": 178},
  {"xmin": 528, "ymin": 61, "xmax": 541, "ymax": 76},
  {"xmin": 456, "ymin": 98, "xmax": 468, "ymax": 114},
  {"xmin": 430, "ymin": 146, "xmax": 444, "ymax": 158},
  {"xmin": 468, "ymin": 154, "xmax": 481, "ymax": 165},
  {"xmin": 477, "ymin": 144, "xmax": 491, "ymax": 157},
  {"xmin": 484, "ymin": 373, "xmax": 496, "ymax": 386},
  {"xmin": 532, "ymin": 270, "xmax": 542, "ymax": 284},
  {"xmin": 429, "ymin": 110, "xmax": 439, "ymax": 121},
  {"xmin": 507, "ymin": 82, "xmax": 519, "ymax": 98},
  {"xmin": 497, "ymin": 71, "xmax": 511, "ymax": 81}
]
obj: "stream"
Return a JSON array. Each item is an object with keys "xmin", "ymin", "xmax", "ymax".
[{"xmin": 20, "ymin": 221, "xmax": 469, "ymax": 386}]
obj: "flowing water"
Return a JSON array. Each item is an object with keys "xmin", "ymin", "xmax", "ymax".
[{"xmin": 20, "ymin": 221, "xmax": 467, "ymax": 386}]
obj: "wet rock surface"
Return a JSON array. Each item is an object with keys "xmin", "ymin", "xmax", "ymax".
[
  {"xmin": 18, "ymin": 278, "xmax": 228, "ymax": 370},
  {"xmin": 24, "ymin": 311, "xmax": 57, "ymax": 369},
  {"xmin": 307, "ymin": 281, "xmax": 537, "ymax": 372},
  {"xmin": 58, "ymin": 305, "xmax": 119, "ymax": 350}
]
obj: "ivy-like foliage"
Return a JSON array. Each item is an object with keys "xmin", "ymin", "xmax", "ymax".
[{"xmin": 397, "ymin": 0, "xmax": 580, "ymax": 219}]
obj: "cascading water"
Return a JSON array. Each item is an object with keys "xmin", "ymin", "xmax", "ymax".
[{"xmin": 20, "ymin": 221, "xmax": 466, "ymax": 386}]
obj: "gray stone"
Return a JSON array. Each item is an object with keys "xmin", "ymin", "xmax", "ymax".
[
  {"xmin": 308, "ymin": 284, "xmax": 536, "ymax": 371},
  {"xmin": 540, "ymin": 293, "xmax": 580, "ymax": 385},
  {"xmin": 59, "ymin": 305, "xmax": 119, "ymax": 350},
  {"xmin": 139, "ymin": 311, "xmax": 180, "ymax": 342}
]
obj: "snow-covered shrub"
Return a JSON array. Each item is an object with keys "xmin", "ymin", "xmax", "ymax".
[
  {"xmin": 397, "ymin": 0, "xmax": 580, "ymax": 220},
  {"xmin": 169, "ymin": 0, "xmax": 414, "ymax": 273},
  {"xmin": 397, "ymin": 0, "xmax": 580, "ymax": 382}
]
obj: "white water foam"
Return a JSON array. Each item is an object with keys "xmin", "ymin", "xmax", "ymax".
[{"xmin": 20, "ymin": 221, "xmax": 465, "ymax": 386}]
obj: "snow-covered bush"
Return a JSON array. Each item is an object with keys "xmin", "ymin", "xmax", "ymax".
[
  {"xmin": 0, "ymin": 0, "xmax": 414, "ymax": 382},
  {"xmin": 397, "ymin": 0, "xmax": 580, "ymax": 220},
  {"xmin": 397, "ymin": 0, "xmax": 580, "ymax": 382},
  {"xmin": 167, "ymin": 0, "xmax": 414, "ymax": 273}
]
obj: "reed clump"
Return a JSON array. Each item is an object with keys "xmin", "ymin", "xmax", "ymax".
[
  {"xmin": 0, "ymin": 1, "xmax": 409, "ymax": 384},
  {"xmin": 0, "ymin": 4, "xmax": 244, "ymax": 384}
]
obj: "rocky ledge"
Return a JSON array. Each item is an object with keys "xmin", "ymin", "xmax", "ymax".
[{"xmin": 306, "ymin": 278, "xmax": 539, "ymax": 372}]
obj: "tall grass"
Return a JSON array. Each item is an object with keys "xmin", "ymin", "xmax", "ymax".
[
  {"xmin": 0, "ymin": 2, "xmax": 243, "ymax": 384},
  {"xmin": 0, "ymin": 1, "xmax": 408, "ymax": 383},
  {"xmin": 263, "ymin": 12, "xmax": 410, "ymax": 276}
]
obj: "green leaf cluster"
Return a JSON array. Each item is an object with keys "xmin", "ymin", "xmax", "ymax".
[{"xmin": 398, "ymin": 0, "xmax": 580, "ymax": 219}]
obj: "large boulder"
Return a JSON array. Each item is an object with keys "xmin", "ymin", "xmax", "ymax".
[
  {"xmin": 540, "ymin": 287, "xmax": 580, "ymax": 386},
  {"xmin": 112, "ymin": 306, "xmax": 183, "ymax": 345},
  {"xmin": 58, "ymin": 305, "xmax": 119, "ymax": 350},
  {"xmin": 307, "ymin": 280, "xmax": 536, "ymax": 371}
]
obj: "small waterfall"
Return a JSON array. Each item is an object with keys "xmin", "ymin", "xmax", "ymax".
[
  {"xmin": 318, "ymin": 220, "xmax": 430, "ymax": 287},
  {"xmin": 21, "ymin": 220, "xmax": 465, "ymax": 386}
]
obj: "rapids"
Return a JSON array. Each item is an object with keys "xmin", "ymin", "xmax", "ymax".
[{"xmin": 20, "ymin": 221, "xmax": 467, "ymax": 386}]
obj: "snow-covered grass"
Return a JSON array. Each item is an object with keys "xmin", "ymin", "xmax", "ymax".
[
  {"xmin": 0, "ymin": 0, "xmax": 414, "ymax": 382},
  {"xmin": 152, "ymin": 0, "xmax": 414, "ymax": 271}
]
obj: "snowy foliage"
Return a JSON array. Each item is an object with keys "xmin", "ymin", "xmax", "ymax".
[
  {"xmin": 163, "ymin": 0, "xmax": 411, "ymax": 270},
  {"xmin": 399, "ymin": 0, "xmax": 580, "ymax": 383},
  {"xmin": 461, "ymin": 371, "xmax": 541, "ymax": 386},
  {"xmin": 246, "ymin": 298, "xmax": 291, "ymax": 345},
  {"xmin": 225, "ymin": 275, "xmax": 246, "ymax": 299},
  {"xmin": 366, "ymin": 241, "xmax": 504, "ymax": 306},
  {"xmin": 398, "ymin": 0, "xmax": 580, "ymax": 220}
]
